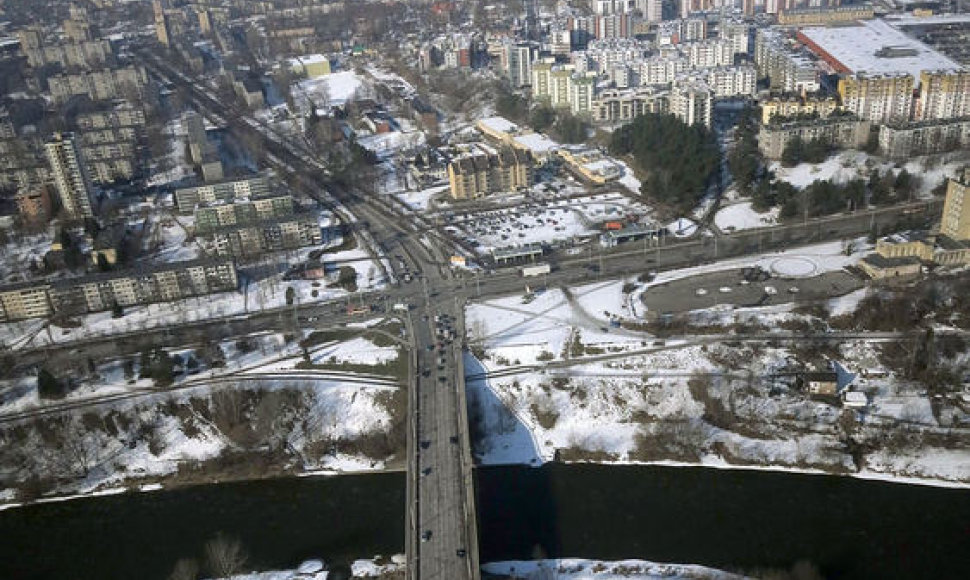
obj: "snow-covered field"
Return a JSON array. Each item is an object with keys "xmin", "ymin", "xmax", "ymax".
[
  {"xmin": 772, "ymin": 150, "xmax": 969, "ymax": 193},
  {"xmin": 0, "ymin": 327, "xmax": 407, "ymax": 505},
  {"xmin": 714, "ymin": 201, "xmax": 779, "ymax": 232},
  {"xmin": 483, "ymin": 558, "xmax": 744, "ymax": 580},
  {"xmin": 293, "ymin": 70, "xmax": 368, "ymax": 112},
  {"xmin": 212, "ymin": 554, "xmax": 405, "ymax": 580}
]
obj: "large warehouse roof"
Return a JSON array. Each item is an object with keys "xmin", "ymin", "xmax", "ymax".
[{"xmin": 799, "ymin": 19, "xmax": 962, "ymax": 84}]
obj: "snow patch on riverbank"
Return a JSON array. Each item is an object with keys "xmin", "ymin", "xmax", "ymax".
[{"xmin": 483, "ymin": 558, "xmax": 746, "ymax": 579}]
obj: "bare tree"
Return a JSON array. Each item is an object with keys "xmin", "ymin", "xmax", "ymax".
[
  {"xmin": 204, "ymin": 532, "xmax": 248, "ymax": 578},
  {"xmin": 167, "ymin": 558, "xmax": 199, "ymax": 580}
]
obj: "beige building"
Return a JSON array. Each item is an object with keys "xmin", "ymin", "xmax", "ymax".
[
  {"xmin": 558, "ymin": 148, "xmax": 623, "ymax": 184},
  {"xmin": 760, "ymin": 94, "xmax": 841, "ymax": 125},
  {"xmin": 174, "ymin": 176, "xmax": 272, "ymax": 213},
  {"xmin": 592, "ymin": 87, "xmax": 668, "ymax": 125},
  {"xmin": 758, "ymin": 117, "xmax": 871, "ymax": 160},
  {"xmin": 777, "ymin": 5, "xmax": 875, "ymax": 26},
  {"xmin": 48, "ymin": 67, "xmax": 148, "ymax": 104},
  {"xmin": 0, "ymin": 283, "xmax": 53, "ymax": 322},
  {"xmin": 941, "ymin": 169, "xmax": 970, "ymax": 241},
  {"xmin": 838, "ymin": 74, "xmax": 914, "ymax": 124},
  {"xmin": 447, "ymin": 146, "xmax": 533, "ymax": 199},
  {"xmin": 859, "ymin": 254, "xmax": 923, "ymax": 280},
  {"xmin": 45, "ymin": 132, "xmax": 96, "ymax": 219},
  {"xmin": 878, "ymin": 118, "xmax": 970, "ymax": 159},
  {"xmin": 917, "ymin": 71, "xmax": 970, "ymax": 122}
]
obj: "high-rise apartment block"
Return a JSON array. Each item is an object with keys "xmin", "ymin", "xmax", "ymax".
[{"xmin": 45, "ymin": 133, "xmax": 96, "ymax": 219}]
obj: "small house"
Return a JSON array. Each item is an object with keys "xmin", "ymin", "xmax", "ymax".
[
  {"xmin": 797, "ymin": 371, "xmax": 839, "ymax": 397},
  {"xmin": 842, "ymin": 391, "xmax": 868, "ymax": 409}
]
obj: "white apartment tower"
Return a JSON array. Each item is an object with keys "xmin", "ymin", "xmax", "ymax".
[
  {"xmin": 45, "ymin": 132, "xmax": 96, "ymax": 219},
  {"xmin": 670, "ymin": 81, "xmax": 714, "ymax": 127}
]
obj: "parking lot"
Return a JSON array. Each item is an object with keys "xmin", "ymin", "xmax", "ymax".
[
  {"xmin": 446, "ymin": 192, "xmax": 654, "ymax": 254},
  {"xmin": 641, "ymin": 268, "xmax": 864, "ymax": 314}
]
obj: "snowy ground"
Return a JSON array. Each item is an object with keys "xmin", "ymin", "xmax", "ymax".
[
  {"xmin": 215, "ymin": 554, "xmax": 405, "ymax": 580},
  {"xmin": 772, "ymin": 150, "xmax": 969, "ymax": 193},
  {"xmin": 0, "ymin": 227, "xmax": 55, "ymax": 286},
  {"xmin": 714, "ymin": 201, "xmax": 779, "ymax": 232},
  {"xmin": 0, "ymin": 326, "xmax": 407, "ymax": 504},
  {"xmin": 292, "ymin": 70, "xmax": 369, "ymax": 112},
  {"xmin": 483, "ymin": 558, "xmax": 744, "ymax": 580},
  {"xmin": 465, "ymin": 247, "xmax": 970, "ymax": 486},
  {"xmin": 395, "ymin": 184, "xmax": 449, "ymax": 211}
]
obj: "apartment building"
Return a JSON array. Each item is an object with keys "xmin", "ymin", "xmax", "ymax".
[
  {"xmin": 760, "ymin": 94, "xmax": 841, "ymax": 124},
  {"xmin": 591, "ymin": 87, "xmax": 669, "ymax": 124},
  {"xmin": 917, "ymin": 71, "xmax": 970, "ymax": 122},
  {"xmin": 0, "ymin": 283, "xmax": 53, "ymax": 322},
  {"xmin": 447, "ymin": 145, "xmax": 534, "ymax": 199},
  {"xmin": 194, "ymin": 195, "xmax": 295, "ymax": 234},
  {"xmin": 506, "ymin": 42, "xmax": 535, "ymax": 88},
  {"xmin": 878, "ymin": 118, "xmax": 970, "ymax": 159},
  {"xmin": 22, "ymin": 39, "xmax": 112, "ymax": 69},
  {"xmin": 683, "ymin": 39, "xmax": 735, "ymax": 70},
  {"xmin": 701, "ymin": 66, "xmax": 757, "ymax": 98},
  {"xmin": 838, "ymin": 74, "xmax": 914, "ymax": 124},
  {"xmin": 174, "ymin": 176, "xmax": 272, "ymax": 213},
  {"xmin": 758, "ymin": 117, "xmax": 871, "ymax": 159},
  {"xmin": 755, "ymin": 29, "xmax": 820, "ymax": 93},
  {"xmin": 636, "ymin": 56, "xmax": 688, "ymax": 85},
  {"xmin": 49, "ymin": 259, "xmax": 238, "ymax": 316},
  {"xmin": 940, "ymin": 169, "xmax": 970, "ymax": 241},
  {"xmin": 45, "ymin": 132, "xmax": 96, "ymax": 219},
  {"xmin": 201, "ymin": 216, "xmax": 323, "ymax": 258},
  {"xmin": 48, "ymin": 67, "xmax": 148, "ymax": 104},
  {"xmin": 670, "ymin": 80, "xmax": 714, "ymax": 128},
  {"xmin": 776, "ymin": 5, "xmax": 875, "ymax": 26}
]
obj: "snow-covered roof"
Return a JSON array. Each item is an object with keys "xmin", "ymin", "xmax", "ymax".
[
  {"xmin": 799, "ymin": 19, "xmax": 962, "ymax": 85},
  {"xmin": 512, "ymin": 133, "xmax": 560, "ymax": 154},
  {"xmin": 478, "ymin": 116, "xmax": 519, "ymax": 135}
]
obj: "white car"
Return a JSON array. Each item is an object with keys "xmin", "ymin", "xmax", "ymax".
[
  {"xmin": 695, "ymin": 288, "xmax": 708, "ymax": 296},
  {"xmin": 788, "ymin": 286, "xmax": 800, "ymax": 294},
  {"xmin": 719, "ymin": 287, "xmax": 732, "ymax": 293}
]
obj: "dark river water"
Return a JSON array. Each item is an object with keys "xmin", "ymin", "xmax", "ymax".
[
  {"xmin": 0, "ymin": 472, "xmax": 404, "ymax": 580},
  {"xmin": 1, "ymin": 465, "xmax": 968, "ymax": 579},
  {"xmin": 476, "ymin": 464, "xmax": 970, "ymax": 579}
]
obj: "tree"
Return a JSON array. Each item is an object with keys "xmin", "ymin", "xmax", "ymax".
[
  {"xmin": 530, "ymin": 105, "xmax": 556, "ymax": 132},
  {"xmin": 111, "ymin": 301, "xmax": 124, "ymax": 319},
  {"xmin": 285, "ymin": 286, "xmax": 296, "ymax": 306},
  {"xmin": 780, "ymin": 136, "xmax": 804, "ymax": 167},
  {"xmin": 553, "ymin": 112, "xmax": 589, "ymax": 144},
  {"xmin": 37, "ymin": 368, "xmax": 69, "ymax": 399},
  {"xmin": 204, "ymin": 532, "xmax": 248, "ymax": 578},
  {"xmin": 611, "ymin": 113, "xmax": 720, "ymax": 211}
]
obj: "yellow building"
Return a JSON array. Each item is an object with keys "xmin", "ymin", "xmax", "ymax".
[
  {"xmin": 838, "ymin": 74, "xmax": 914, "ymax": 124},
  {"xmin": 918, "ymin": 71, "xmax": 970, "ymax": 122},
  {"xmin": 760, "ymin": 94, "xmax": 841, "ymax": 124},
  {"xmin": 557, "ymin": 148, "xmax": 623, "ymax": 185},
  {"xmin": 288, "ymin": 54, "xmax": 331, "ymax": 78},
  {"xmin": 940, "ymin": 169, "xmax": 970, "ymax": 241}
]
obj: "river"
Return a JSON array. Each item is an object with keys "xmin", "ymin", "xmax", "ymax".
[
  {"xmin": 1, "ymin": 465, "xmax": 968, "ymax": 579},
  {"xmin": 0, "ymin": 473, "xmax": 404, "ymax": 580},
  {"xmin": 476, "ymin": 464, "xmax": 970, "ymax": 579}
]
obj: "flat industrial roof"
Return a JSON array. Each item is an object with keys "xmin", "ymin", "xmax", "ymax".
[{"xmin": 799, "ymin": 19, "xmax": 962, "ymax": 84}]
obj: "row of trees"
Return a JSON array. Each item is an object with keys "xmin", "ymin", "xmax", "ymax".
[{"xmin": 610, "ymin": 113, "xmax": 720, "ymax": 211}]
